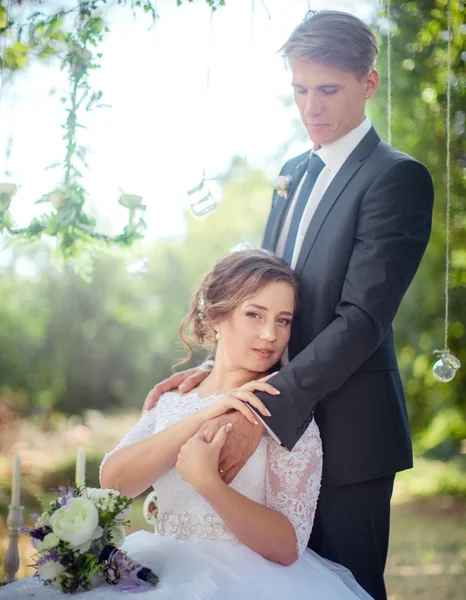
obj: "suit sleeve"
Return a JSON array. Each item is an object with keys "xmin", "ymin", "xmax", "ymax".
[{"xmin": 255, "ymin": 158, "xmax": 434, "ymax": 449}]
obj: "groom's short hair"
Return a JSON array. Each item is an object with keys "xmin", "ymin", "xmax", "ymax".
[{"xmin": 281, "ymin": 10, "xmax": 379, "ymax": 80}]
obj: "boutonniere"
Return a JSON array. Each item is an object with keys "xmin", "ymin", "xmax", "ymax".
[{"xmin": 273, "ymin": 175, "xmax": 292, "ymax": 200}]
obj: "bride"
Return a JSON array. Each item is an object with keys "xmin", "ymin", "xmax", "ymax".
[{"xmin": 2, "ymin": 249, "xmax": 372, "ymax": 599}]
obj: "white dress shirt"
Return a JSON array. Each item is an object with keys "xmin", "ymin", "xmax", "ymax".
[
  {"xmin": 260, "ymin": 117, "xmax": 373, "ymax": 444},
  {"xmin": 276, "ymin": 117, "xmax": 372, "ymax": 269}
]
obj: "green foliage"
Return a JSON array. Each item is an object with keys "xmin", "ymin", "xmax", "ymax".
[
  {"xmin": 0, "ymin": 0, "xmax": 223, "ymax": 265},
  {"xmin": 0, "ymin": 158, "xmax": 270, "ymax": 418},
  {"xmin": 0, "ymin": 0, "xmax": 464, "ymax": 465},
  {"xmin": 395, "ymin": 456, "xmax": 466, "ymax": 498},
  {"xmin": 0, "ymin": 2, "xmax": 150, "ymax": 263},
  {"xmin": 368, "ymin": 0, "xmax": 465, "ymax": 458},
  {"xmin": 78, "ymin": 553, "xmax": 101, "ymax": 578},
  {"xmin": 176, "ymin": 0, "xmax": 225, "ymax": 10},
  {"xmin": 40, "ymin": 454, "xmax": 103, "ymax": 491}
]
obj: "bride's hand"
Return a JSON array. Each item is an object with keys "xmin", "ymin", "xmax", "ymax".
[
  {"xmin": 199, "ymin": 374, "xmax": 279, "ymax": 425},
  {"xmin": 176, "ymin": 424, "xmax": 232, "ymax": 492}
]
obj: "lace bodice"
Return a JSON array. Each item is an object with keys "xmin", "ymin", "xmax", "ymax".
[{"xmin": 100, "ymin": 392, "xmax": 322, "ymax": 556}]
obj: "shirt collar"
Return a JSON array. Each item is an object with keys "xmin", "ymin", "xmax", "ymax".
[{"xmin": 312, "ymin": 117, "xmax": 372, "ymax": 173}]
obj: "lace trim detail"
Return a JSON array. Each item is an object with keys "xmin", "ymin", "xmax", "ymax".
[
  {"xmin": 156, "ymin": 511, "xmax": 236, "ymax": 542},
  {"xmin": 266, "ymin": 420, "xmax": 322, "ymax": 557},
  {"xmin": 98, "ymin": 392, "xmax": 223, "ymax": 484},
  {"xmin": 154, "ymin": 392, "xmax": 224, "ymax": 430}
]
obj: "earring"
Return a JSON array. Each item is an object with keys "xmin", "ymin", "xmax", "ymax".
[{"xmin": 215, "ymin": 331, "xmax": 221, "ymax": 341}]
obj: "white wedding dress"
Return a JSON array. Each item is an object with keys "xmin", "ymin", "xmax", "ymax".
[{"xmin": 1, "ymin": 392, "xmax": 372, "ymax": 599}]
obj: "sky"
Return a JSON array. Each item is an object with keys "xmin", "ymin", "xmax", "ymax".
[{"xmin": 0, "ymin": 0, "xmax": 379, "ymax": 243}]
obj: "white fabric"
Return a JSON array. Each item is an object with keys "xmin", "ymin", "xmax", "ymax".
[
  {"xmin": 275, "ymin": 116, "xmax": 372, "ymax": 269},
  {"xmin": 1, "ymin": 391, "xmax": 373, "ymax": 600}
]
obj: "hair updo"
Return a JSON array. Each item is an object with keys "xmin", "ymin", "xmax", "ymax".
[{"xmin": 177, "ymin": 249, "xmax": 299, "ymax": 365}]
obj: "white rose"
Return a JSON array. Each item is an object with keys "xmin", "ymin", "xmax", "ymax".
[
  {"xmin": 109, "ymin": 525, "xmax": 126, "ymax": 548},
  {"xmin": 41, "ymin": 532, "xmax": 60, "ymax": 550},
  {"xmin": 273, "ymin": 175, "xmax": 292, "ymax": 198},
  {"xmin": 50, "ymin": 497, "xmax": 99, "ymax": 548},
  {"xmin": 38, "ymin": 559, "xmax": 65, "ymax": 581},
  {"xmin": 75, "ymin": 525, "xmax": 104, "ymax": 554}
]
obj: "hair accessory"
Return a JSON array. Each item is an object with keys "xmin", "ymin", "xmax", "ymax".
[{"xmin": 197, "ymin": 295, "xmax": 205, "ymax": 321}]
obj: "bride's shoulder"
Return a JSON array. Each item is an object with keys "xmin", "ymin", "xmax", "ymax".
[
  {"xmin": 157, "ymin": 390, "xmax": 200, "ymax": 403},
  {"xmin": 156, "ymin": 390, "xmax": 220, "ymax": 409}
]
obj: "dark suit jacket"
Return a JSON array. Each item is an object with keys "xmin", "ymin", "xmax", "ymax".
[{"xmin": 257, "ymin": 127, "xmax": 434, "ymax": 486}]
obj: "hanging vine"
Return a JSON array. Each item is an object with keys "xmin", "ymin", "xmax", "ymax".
[{"xmin": 0, "ymin": 0, "xmax": 225, "ymax": 264}]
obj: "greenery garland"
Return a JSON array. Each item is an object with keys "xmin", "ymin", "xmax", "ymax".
[{"xmin": 0, "ymin": 0, "xmax": 224, "ymax": 265}]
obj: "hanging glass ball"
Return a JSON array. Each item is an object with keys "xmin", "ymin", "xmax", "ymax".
[
  {"xmin": 432, "ymin": 352, "xmax": 461, "ymax": 383},
  {"xmin": 126, "ymin": 256, "xmax": 148, "ymax": 279},
  {"xmin": 187, "ymin": 179, "xmax": 217, "ymax": 217}
]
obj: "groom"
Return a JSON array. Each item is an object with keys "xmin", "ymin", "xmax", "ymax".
[{"xmin": 143, "ymin": 10, "xmax": 434, "ymax": 600}]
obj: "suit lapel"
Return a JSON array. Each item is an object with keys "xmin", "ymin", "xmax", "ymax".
[
  {"xmin": 262, "ymin": 157, "xmax": 308, "ymax": 251},
  {"xmin": 294, "ymin": 127, "xmax": 381, "ymax": 276}
]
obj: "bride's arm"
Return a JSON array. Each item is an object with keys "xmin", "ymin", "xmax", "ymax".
[
  {"xmin": 177, "ymin": 420, "xmax": 322, "ymax": 566},
  {"xmin": 100, "ymin": 387, "xmax": 270, "ymax": 498},
  {"xmin": 198, "ymin": 478, "xmax": 298, "ymax": 566},
  {"xmin": 100, "ymin": 409, "xmax": 207, "ymax": 497}
]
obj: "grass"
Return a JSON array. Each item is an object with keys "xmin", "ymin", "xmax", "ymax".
[
  {"xmin": 1, "ymin": 411, "xmax": 465, "ymax": 598},
  {"xmin": 386, "ymin": 499, "xmax": 465, "ymax": 599}
]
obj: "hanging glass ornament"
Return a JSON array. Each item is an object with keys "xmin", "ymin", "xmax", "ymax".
[
  {"xmin": 431, "ymin": 2, "xmax": 461, "ymax": 385},
  {"xmin": 432, "ymin": 351, "xmax": 461, "ymax": 383},
  {"xmin": 126, "ymin": 255, "xmax": 148, "ymax": 279},
  {"xmin": 118, "ymin": 194, "xmax": 143, "ymax": 210},
  {"xmin": 187, "ymin": 179, "xmax": 217, "ymax": 217}
]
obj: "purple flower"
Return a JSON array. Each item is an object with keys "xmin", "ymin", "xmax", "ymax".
[
  {"xmin": 29, "ymin": 526, "xmax": 51, "ymax": 541},
  {"xmin": 37, "ymin": 550, "xmax": 60, "ymax": 566}
]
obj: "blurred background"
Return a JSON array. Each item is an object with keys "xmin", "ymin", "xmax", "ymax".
[{"xmin": 0, "ymin": 0, "xmax": 464, "ymax": 598}]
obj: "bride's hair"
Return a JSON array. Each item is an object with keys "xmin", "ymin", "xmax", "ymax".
[{"xmin": 176, "ymin": 249, "xmax": 298, "ymax": 366}]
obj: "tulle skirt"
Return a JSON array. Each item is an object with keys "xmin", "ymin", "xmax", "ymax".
[{"xmin": 0, "ymin": 530, "xmax": 372, "ymax": 599}]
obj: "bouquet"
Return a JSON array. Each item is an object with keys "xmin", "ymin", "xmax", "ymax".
[{"xmin": 24, "ymin": 483, "xmax": 159, "ymax": 594}]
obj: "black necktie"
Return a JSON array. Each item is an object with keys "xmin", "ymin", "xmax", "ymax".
[{"xmin": 281, "ymin": 153, "xmax": 325, "ymax": 266}]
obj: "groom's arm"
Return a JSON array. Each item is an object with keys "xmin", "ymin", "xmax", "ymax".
[{"xmin": 255, "ymin": 158, "xmax": 434, "ymax": 450}]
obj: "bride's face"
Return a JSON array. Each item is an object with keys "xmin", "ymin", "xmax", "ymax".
[{"xmin": 215, "ymin": 281, "xmax": 295, "ymax": 373}]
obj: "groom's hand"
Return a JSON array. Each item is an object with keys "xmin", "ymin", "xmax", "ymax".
[
  {"xmin": 198, "ymin": 412, "xmax": 264, "ymax": 484},
  {"xmin": 142, "ymin": 366, "xmax": 209, "ymax": 412}
]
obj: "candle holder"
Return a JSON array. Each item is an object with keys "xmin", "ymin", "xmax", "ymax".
[{"xmin": 3, "ymin": 504, "xmax": 24, "ymax": 584}]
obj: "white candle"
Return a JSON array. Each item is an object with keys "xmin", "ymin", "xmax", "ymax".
[
  {"xmin": 75, "ymin": 446, "xmax": 86, "ymax": 486},
  {"xmin": 11, "ymin": 453, "xmax": 21, "ymax": 507}
]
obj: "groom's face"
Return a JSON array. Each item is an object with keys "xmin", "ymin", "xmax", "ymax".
[{"xmin": 290, "ymin": 59, "xmax": 379, "ymax": 146}]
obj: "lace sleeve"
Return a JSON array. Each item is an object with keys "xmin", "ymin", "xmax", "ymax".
[
  {"xmin": 265, "ymin": 419, "xmax": 322, "ymax": 557},
  {"xmin": 99, "ymin": 408, "xmax": 158, "ymax": 485}
]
